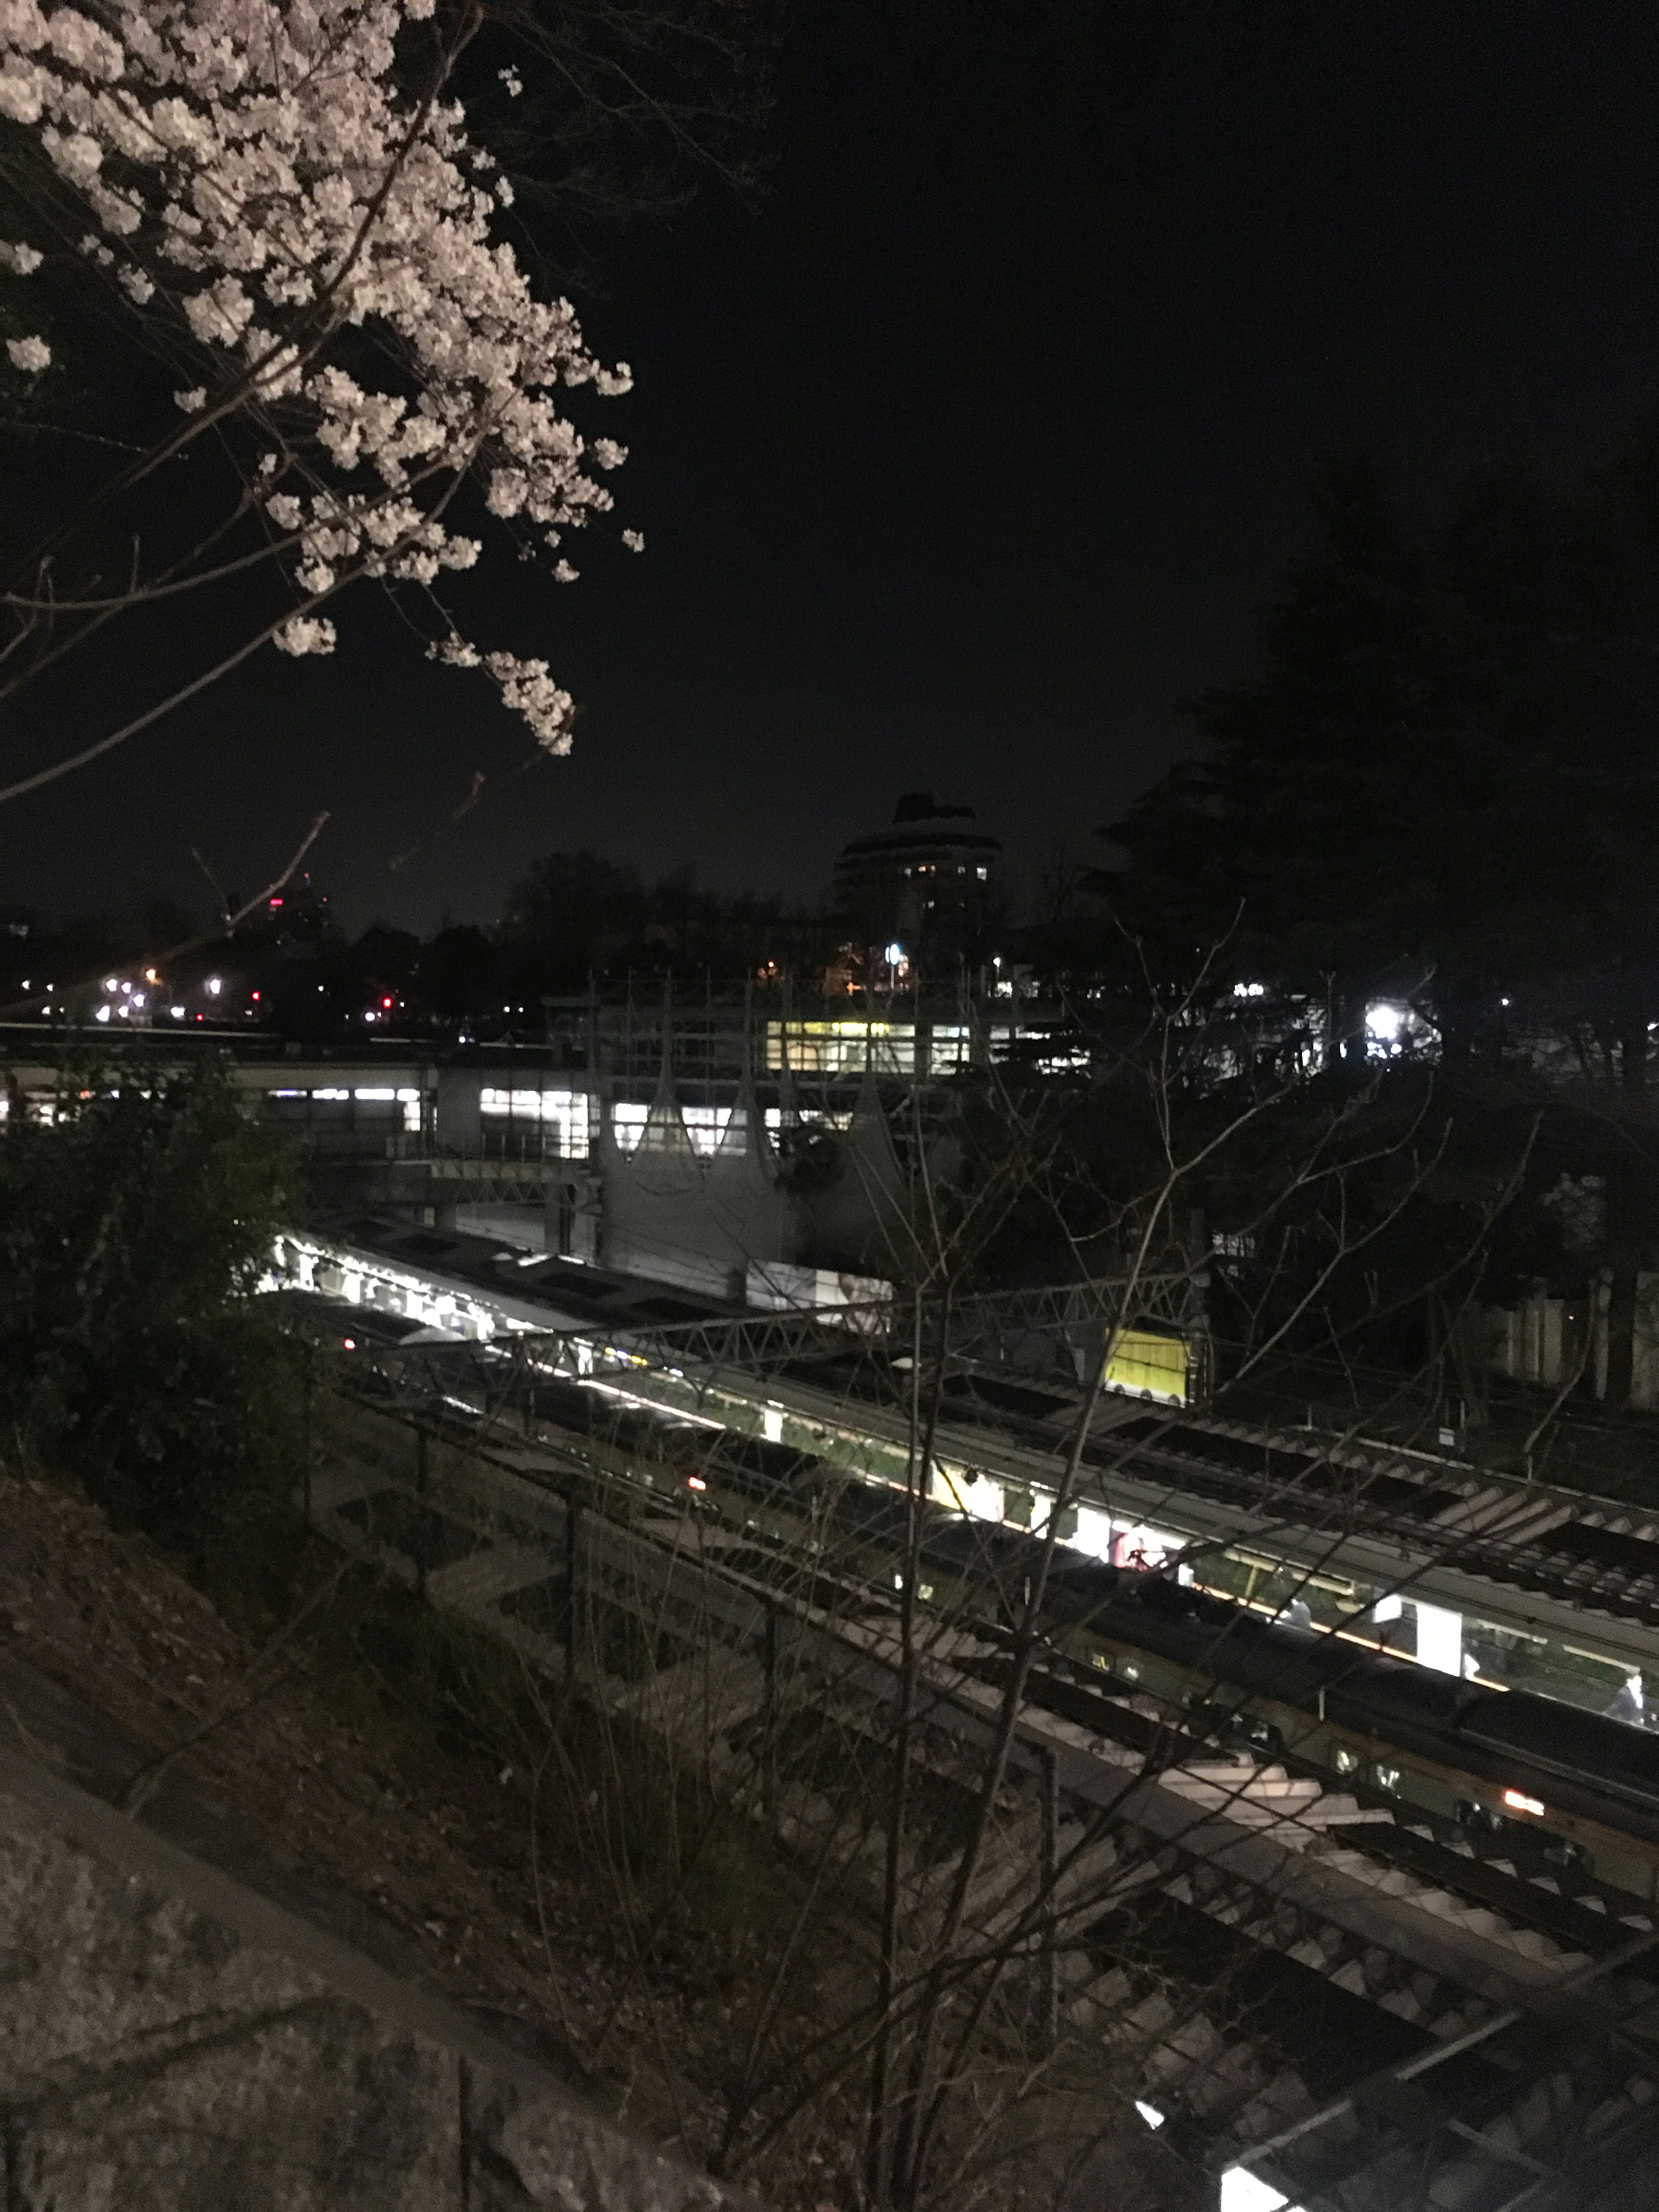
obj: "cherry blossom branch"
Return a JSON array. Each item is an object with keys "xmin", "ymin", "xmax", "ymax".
[{"xmin": 0, "ymin": 0, "xmax": 639, "ymax": 763}]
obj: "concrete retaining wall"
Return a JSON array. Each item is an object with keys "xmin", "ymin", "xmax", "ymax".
[{"xmin": 0, "ymin": 1741, "xmax": 750, "ymax": 2212}]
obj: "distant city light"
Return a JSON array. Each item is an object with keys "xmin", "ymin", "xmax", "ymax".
[
  {"xmin": 884, "ymin": 941, "xmax": 904, "ymax": 965},
  {"xmin": 143, "ymin": 967, "xmax": 159, "ymax": 984},
  {"xmin": 94, "ymin": 1004, "xmax": 111, "ymax": 1023},
  {"xmin": 1233, "ymin": 981, "xmax": 1267, "ymax": 998},
  {"xmin": 102, "ymin": 976, "xmax": 117, "ymax": 993},
  {"xmin": 1365, "ymin": 1003, "xmax": 1405, "ymax": 1044},
  {"xmin": 170, "ymin": 1005, "xmax": 185, "ymax": 1019},
  {"xmin": 206, "ymin": 976, "xmax": 222, "ymax": 996},
  {"xmin": 131, "ymin": 993, "xmax": 145, "ymax": 1008},
  {"xmin": 1135, "ymin": 2101, "xmax": 1166, "ymax": 2130}
]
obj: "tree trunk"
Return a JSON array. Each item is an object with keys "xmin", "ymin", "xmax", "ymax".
[
  {"xmin": 1330, "ymin": 978, "xmax": 1370, "ymax": 1083},
  {"xmin": 1604, "ymin": 972, "xmax": 1649, "ymax": 1411},
  {"xmin": 1605, "ymin": 1252, "xmax": 1638, "ymax": 1411}
]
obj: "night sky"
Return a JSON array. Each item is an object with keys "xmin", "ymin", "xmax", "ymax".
[{"xmin": 6, "ymin": 1, "xmax": 1659, "ymax": 935}]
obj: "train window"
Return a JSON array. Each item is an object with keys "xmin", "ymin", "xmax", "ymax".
[
  {"xmin": 1544, "ymin": 1838, "xmax": 1590, "ymax": 1875},
  {"xmin": 1372, "ymin": 1763, "xmax": 1403, "ymax": 1796},
  {"xmin": 1332, "ymin": 1746, "xmax": 1361, "ymax": 1778},
  {"xmin": 1503, "ymin": 1788, "xmax": 1546, "ymax": 1818}
]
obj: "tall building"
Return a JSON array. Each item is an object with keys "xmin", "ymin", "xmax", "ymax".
[{"xmin": 833, "ymin": 791, "xmax": 1001, "ymax": 971}]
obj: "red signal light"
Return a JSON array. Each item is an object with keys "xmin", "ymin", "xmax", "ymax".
[{"xmin": 381, "ymin": 995, "xmax": 394, "ymax": 1009}]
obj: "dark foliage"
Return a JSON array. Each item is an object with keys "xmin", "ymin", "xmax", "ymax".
[
  {"xmin": 0, "ymin": 1061, "xmax": 301, "ymax": 1548},
  {"xmin": 1102, "ymin": 450, "xmax": 1659, "ymax": 1065}
]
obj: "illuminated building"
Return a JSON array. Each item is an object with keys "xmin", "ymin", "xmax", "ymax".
[{"xmin": 833, "ymin": 792, "xmax": 1001, "ymax": 974}]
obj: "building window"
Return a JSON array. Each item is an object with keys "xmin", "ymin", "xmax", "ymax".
[
  {"xmin": 480, "ymin": 1085, "xmax": 592, "ymax": 1157},
  {"xmin": 766, "ymin": 1020, "xmax": 917, "ymax": 1075}
]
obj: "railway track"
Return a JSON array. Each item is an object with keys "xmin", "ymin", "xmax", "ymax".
[
  {"xmin": 276, "ymin": 1217, "xmax": 1659, "ymax": 1693},
  {"xmin": 308, "ymin": 1327, "xmax": 1659, "ymax": 2207},
  {"xmin": 1093, "ymin": 1405, "xmax": 1659, "ymax": 1629}
]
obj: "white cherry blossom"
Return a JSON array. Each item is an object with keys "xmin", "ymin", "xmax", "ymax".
[{"xmin": 0, "ymin": 0, "xmax": 638, "ymax": 758}]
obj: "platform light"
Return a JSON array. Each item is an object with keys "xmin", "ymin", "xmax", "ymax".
[
  {"xmin": 1220, "ymin": 2174, "xmax": 1295, "ymax": 2212},
  {"xmin": 1503, "ymin": 1788, "xmax": 1546, "ymax": 1818}
]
